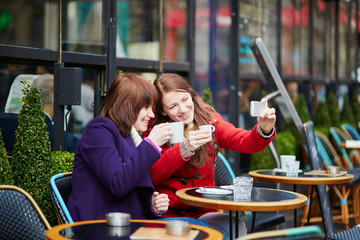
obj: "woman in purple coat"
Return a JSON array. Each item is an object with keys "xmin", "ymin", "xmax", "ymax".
[{"xmin": 68, "ymin": 73, "xmax": 172, "ymax": 221}]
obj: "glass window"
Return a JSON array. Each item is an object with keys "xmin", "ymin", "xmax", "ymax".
[
  {"xmin": 65, "ymin": 1, "xmax": 105, "ymax": 54},
  {"xmin": 0, "ymin": 0, "xmax": 187, "ymax": 60},
  {"xmin": 313, "ymin": 0, "xmax": 326, "ymax": 77},
  {"xmin": 0, "ymin": 64, "xmax": 100, "ymax": 137},
  {"xmin": 117, "ymin": 0, "xmax": 187, "ymax": 61},
  {"xmin": 281, "ymin": 0, "xmax": 309, "ymax": 76},
  {"xmin": 0, "ymin": 1, "xmax": 55, "ymax": 49},
  {"xmin": 239, "ymin": 0, "xmax": 278, "ymax": 74},
  {"xmin": 0, "ymin": 0, "xmax": 106, "ymax": 53},
  {"xmin": 349, "ymin": 2, "xmax": 358, "ymax": 81},
  {"xmin": 194, "ymin": 0, "xmax": 210, "ymax": 93},
  {"xmin": 338, "ymin": 1, "xmax": 348, "ymax": 79}
]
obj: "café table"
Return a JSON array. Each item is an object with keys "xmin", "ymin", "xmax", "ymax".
[
  {"xmin": 45, "ymin": 219, "xmax": 223, "ymax": 240},
  {"xmin": 176, "ymin": 187, "xmax": 307, "ymax": 240},
  {"xmin": 341, "ymin": 140, "xmax": 360, "ymax": 150},
  {"xmin": 248, "ymin": 169, "xmax": 354, "ymax": 230}
]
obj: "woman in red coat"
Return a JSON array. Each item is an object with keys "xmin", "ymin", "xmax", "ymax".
[{"xmin": 143, "ymin": 73, "xmax": 276, "ymax": 239}]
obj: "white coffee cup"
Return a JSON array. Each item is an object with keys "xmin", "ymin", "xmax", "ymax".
[
  {"xmin": 199, "ymin": 125, "xmax": 215, "ymax": 133},
  {"xmin": 169, "ymin": 122, "xmax": 184, "ymax": 144},
  {"xmin": 280, "ymin": 155, "xmax": 296, "ymax": 170}
]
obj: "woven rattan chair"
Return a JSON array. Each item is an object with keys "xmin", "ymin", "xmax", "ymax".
[
  {"xmin": 341, "ymin": 124, "xmax": 360, "ymax": 141},
  {"xmin": 49, "ymin": 172, "xmax": 73, "ymax": 224},
  {"xmin": 330, "ymin": 127, "xmax": 360, "ymax": 167},
  {"xmin": 304, "ymin": 121, "xmax": 360, "ymax": 239},
  {"xmin": 0, "ymin": 185, "xmax": 51, "ymax": 240}
]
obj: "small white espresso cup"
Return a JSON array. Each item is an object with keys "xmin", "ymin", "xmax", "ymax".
[
  {"xmin": 199, "ymin": 124, "xmax": 215, "ymax": 133},
  {"xmin": 280, "ymin": 155, "xmax": 296, "ymax": 170},
  {"xmin": 169, "ymin": 122, "xmax": 184, "ymax": 144}
]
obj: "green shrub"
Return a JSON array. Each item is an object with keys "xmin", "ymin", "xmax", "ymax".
[
  {"xmin": 52, "ymin": 151, "xmax": 75, "ymax": 174},
  {"xmin": 202, "ymin": 86, "xmax": 214, "ymax": 107},
  {"xmin": 0, "ymin": 131, "xmax": 14, "ymax": 185},
  {"xmin": 314, "ymin": 101, "xmax": 331, "ymax": 133},
  {"xmin": 351, "ymin": 89, "xmax": 360, "ymax": 124},
  {"xmin": 250, "ymin": 131, "xmax": 296, "ymax": 170},
  {"xmin": 295, "ymin": 93, "xmax": 311, "ymax": 123},
  {"xmin": 327, "ymin": 92, "xmax": 340, "ymax": 127},
  {"xmin": 12, "ymin": 82, "xmax": 56, "ymax": 224},
  {"xmin": 340, "ymin": 92, "xmax": 356, "ymax": 126}
]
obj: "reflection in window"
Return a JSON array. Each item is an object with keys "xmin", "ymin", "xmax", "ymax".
[
  {"xmin": 281, "ymin": 0, "xmax": 308, "ymax": 76},
  {"xmin": 65, "ymin": 1, "xmax": 105, "ymax": 54},
  {"xmin": 313, "ymin": 1, "xmax": 326, "ymax": 77},
  {"xmin": 239, "ymin": 0, "xmax": 278, "ymax": 74},
  {"xmin": 118, "ymin": 0, "xmax": 186, "ymax": 61},
  {"xmin": 0, "ymin": 1, "xmax": 54, "ymax": 49}
]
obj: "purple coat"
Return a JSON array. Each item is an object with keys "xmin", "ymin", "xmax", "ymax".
[{"xmin": 68, "ymin": 117, "xmax": 161, "ymax": 221}]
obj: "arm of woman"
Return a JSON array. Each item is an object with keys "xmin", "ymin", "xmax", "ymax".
[
  {"xmin": 213, "ymin": 112, "xmax": 275, "ymax": 153},
  {"xmin": 149, "ymin": 143, "xmax": 190, "ymax": 185},
  {"xmin": 78, "ymin": 118, "xmax": 160, "ymax": 198}
]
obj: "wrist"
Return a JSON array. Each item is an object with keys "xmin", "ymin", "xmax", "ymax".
[
  {"xmin": 180, "ymin": 141, "xmax": 195, "ymax": 159},
  {"xmin": 257, "ymin": 124, "xmax": 274, "ymax": 139}
]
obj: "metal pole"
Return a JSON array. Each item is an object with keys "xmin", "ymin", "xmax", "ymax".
[
  {"xmin": 158, "ymin": 0, "xmax": 164, "ymax": 74},
  {"xmin": 58, "ymin": 0, "xmax": 62, "ymax": 63},
  {"xmin": 54, "ymin": 0, "xmax": 65, "ymax": 151}
]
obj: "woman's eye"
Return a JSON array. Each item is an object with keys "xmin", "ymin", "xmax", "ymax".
[{"xmin": 169, "ymin": 105, "xmax": 176, "ymax": 109}]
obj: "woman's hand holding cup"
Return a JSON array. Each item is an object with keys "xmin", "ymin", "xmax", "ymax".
[
  {"xmin": 148, "ymin": 123, "xmax": 173, "ymax": 146},
  {"xmin": 184, "ymin": 128, "xmax": 213, "ymax": 152}
]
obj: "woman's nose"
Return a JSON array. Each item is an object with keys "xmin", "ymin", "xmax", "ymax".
[
  {"xmin": 178, "ymin": 103, "xmax": 186, "ymax": 113},
  {"xmin": 148, "ymin": 110, "xmax": 155, "ymax": 118}
]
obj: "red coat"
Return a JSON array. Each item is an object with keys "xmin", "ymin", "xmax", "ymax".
[{"xmin": 146, "ymin": 112, "xmax": 275, "ymax": 218}]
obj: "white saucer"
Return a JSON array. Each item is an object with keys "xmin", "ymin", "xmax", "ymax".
[
  {"xmin": 196, "ymin": 187, "xmax": 232, "ymax": 197},
  {"xmin": 273, "ymin": 168, "xmax": 303, "ymax": 173},
  {"xmin": 219, "ymin": 185, "xmax": 234, "ymax": 191}
]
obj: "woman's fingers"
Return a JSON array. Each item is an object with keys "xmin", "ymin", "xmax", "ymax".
[{"xmin": 186, "ymin": 130, "xmax": 212, "ymax": 151}]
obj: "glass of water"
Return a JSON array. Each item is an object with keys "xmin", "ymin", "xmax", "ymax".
[{"xmin": 233, "ymin": 176, "xmax": 253, "ymax": 201}]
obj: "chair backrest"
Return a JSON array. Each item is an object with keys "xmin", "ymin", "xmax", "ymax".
[
  {"xmin": 329, "ymin": 127, "xmax": 354, "ymax": 169},
  {"xmin": 215, "ymin": 152, "xmax": 236, "ymax": 186},
  {"xmin": 0, "ymin": 185, "xmax": 51, "ymax": 240},
  {"xmin": 341, "ymin": 124, "xmax": 360, "ymax": 140},
  {"xmin": 304, "ymin": 121, "xmax": 336, "ymax": 235},
  {"xmin": 49, "ymin": 172, "xmax": 73, "ymax": 224},
  {"xmin": 236, "ymin": 225, "xmax": 322, "ymax": 240},
  {"xmin": 315, "ymin": 131, "xmax": 344, "ymax": 169}
]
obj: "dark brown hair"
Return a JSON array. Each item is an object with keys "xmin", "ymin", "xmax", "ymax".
[
  {"xmin": 153, "ymin": 73, "xmax": 215, "ymax": 167},
  {"xmin": 99, "ymin": 73, "xmax": 158, "ymax": 137}
]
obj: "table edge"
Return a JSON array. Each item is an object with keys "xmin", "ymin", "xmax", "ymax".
[
  {"xmin": 249, "ymin": 169, "xmax": 354, "ymax": 185},
  {"xmin": 45, "ymin": 219, "xmax": 222, "ymax": 240},
  {"xmin": 176, "ymin": 187, "xmax": 307, "ymax": 212}
]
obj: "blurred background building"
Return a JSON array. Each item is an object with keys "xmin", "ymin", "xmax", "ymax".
[{"xmin": 0, "ymin": 0, "xmax": 359, "ymax": 173}]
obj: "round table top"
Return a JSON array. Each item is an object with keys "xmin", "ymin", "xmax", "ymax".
[
  {"xmin": 249, "ymin": 169, "xmax": 354, "ymax": 185},
  {"xmin": 45, "ymin": 219, "xmax": 223, "ymax": 240},
  {"xmin": 176, "ymin": 187, "xmax": 307, "ymax": 212}
]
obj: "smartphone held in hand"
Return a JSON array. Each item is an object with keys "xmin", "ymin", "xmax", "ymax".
[{"xmin": 250, "ymin": 101, "xmax": 267, "ymax": 117}]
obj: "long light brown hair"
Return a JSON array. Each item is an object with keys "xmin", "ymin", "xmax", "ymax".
[
  {"xmin": 99, "ymin": 73, "xmax": 158, "ymax": 137},
  {"xmin": 153, "ymin": 73, "xmax": 215, "ymax": 168}
]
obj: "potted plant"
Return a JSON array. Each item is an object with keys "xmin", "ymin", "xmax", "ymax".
[
  {"xmin": 0, "ymin": 131, "xmax": 14, "ymax": 185},
  {"xmin": 52, "ymin": 151, "xmax": 75, "ymax": 174},
  {"xmin": 327, "ymin": 92, "xmax": 340, "ymax": 127},
  {"xmin": 340, "ymin": 92, "xmax": 356, "ymax": 127},
  {"xmin": 314, "ymin": 100, "xmax": 331, "ymax": 136},
  {"xmin": 351, "ymin": 89, "xmax": 360, "ymax": 125},
  {"xmin": 11, "ymin": 82, "xmax": 56, "ymax": 224}
]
